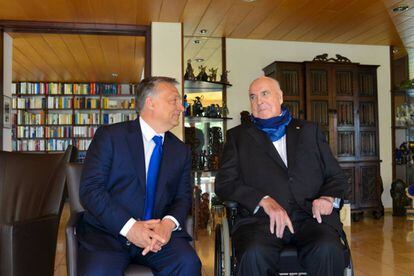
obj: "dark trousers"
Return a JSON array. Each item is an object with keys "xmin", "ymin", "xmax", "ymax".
[
  {"xmin": 78, "ymin": 236, "xmax": 201, "ymax": 276},
  {"xmin": 233, "ymin": 210, "xmax": 345, "ymax": 276}
]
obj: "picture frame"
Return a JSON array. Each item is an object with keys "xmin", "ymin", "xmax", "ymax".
[{"xmin": 3, "ymin": 95, "xmax": 12, "ymax": 129}]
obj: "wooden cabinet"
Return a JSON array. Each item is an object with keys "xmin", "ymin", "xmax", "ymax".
[{"xmin": 264, "ymin": 60, "xmax": 383, "ymax": 220}]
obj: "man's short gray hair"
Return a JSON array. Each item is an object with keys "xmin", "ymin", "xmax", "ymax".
[{"xmin": 136, "ymin": 76, "xmax": 179, "ymax": 112}]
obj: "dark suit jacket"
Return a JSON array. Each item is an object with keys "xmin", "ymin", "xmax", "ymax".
[
  {"xmin": 77, "ymin": 119, "xmax": 192, "ymax": 253},
  {"xmin": 215, "ymin": 119, "xmax": 348, "ymax": 233}
]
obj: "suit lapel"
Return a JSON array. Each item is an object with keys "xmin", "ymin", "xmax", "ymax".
[
  {"xmin": 127, "ymin": 119, "xmax": 146, "ymax": 193},
  {"xmin": 286, "ymin": 119, "xmax": 301, "ymax": 170},
  {"xmin": 154, "ymin": 132, "xmax": 174, "ymax": 207},
  {"xmin": 246, "ymin": 124, "xmax": 287, "ymax": 170}
]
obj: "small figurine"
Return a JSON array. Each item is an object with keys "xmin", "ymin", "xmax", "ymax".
[
  {"xmin": 390, "ymin": 179, "xmax": 411, "ymax": 216},
  {"xmin": 313, "ymin": 53, "xmax": 328, "ymax": 62},
  {"xmin": 192, "ymin": 96, "xmax": 204, "ymax": 117},
  {"xmin": 335, "ymin": 54, "xmax": 351, "ymax": 63},
  {"xmin": 184, "ymin": 59, "xmax": 195, "ymax": 80},
  {"xmin": 199, "ymin": 192, "xmax": 210, "ymax": 229},
  {"xmin": 220, "ymin": 70, "xmax": 230, "ymax": 84},
  {"xmin": 208, "ymin": 67, "xmax": 218, "ymax": 82},
  {"xmin": 196, "ymin": 65, "xmax": 208, "ymax": 81}
]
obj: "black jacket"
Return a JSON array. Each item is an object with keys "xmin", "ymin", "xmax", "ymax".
[{"xmin": 215, "ymin": 119, "xmax": 348, "ymax": 233}]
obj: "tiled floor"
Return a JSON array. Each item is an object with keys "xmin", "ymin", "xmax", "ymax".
[{"xmin": 54, "ymin": 205, "xmax": 414, "ymax": 276}]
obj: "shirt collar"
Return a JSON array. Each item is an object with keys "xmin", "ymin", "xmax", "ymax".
[{"xmin": 139, "ymin": 116, "xmax": 165, "ymax": 143}]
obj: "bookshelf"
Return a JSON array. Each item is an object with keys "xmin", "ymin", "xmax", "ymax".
[{"xmin": 12, "ymin": 82, "xmax": 138, "ymax": 161}]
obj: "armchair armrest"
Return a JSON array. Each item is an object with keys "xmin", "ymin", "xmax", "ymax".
[
  {"xmin": 0, "ymin": 214, "xmax": 60, "ymax": 276},
  {"xmin": 66, "ymin": 211, "xmax": 84, "ymax": 276}
]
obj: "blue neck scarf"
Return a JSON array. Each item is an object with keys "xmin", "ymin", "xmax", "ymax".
[{"xmin": 252, "ymin": 107, "xmax": 292, "ymax": 142}]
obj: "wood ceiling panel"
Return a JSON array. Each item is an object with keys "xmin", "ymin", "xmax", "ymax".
[
  {"xmin": 159, "ymin": 0, "xmax": 188, "ymax": 22},
  {"xmin": 11, "ymin": 33, "xmax": 145, "ymax": 83},
  {"xmin": 281, "ymin": 9, "xmax": 336, "ymax": 42},
  {"xmin": 267, "ymin": 0, "xmax": 330, "ymax": 41},
  {"xmin": 113, "ymin": 0, "xmax": 137, "ymax": 24},
  {"xmin": 316, "ymin": 2, "xmax": 384, "ymax": 42},
  {"xmin": 181, "ymin": 0, "xmax": 212, "ymax": 36},
  {"xmin": 42, "ymin": 34, "xmax": 87, "ymax": 81},
  {"xmin": 211, "ymin": 1, "xmax": 255, "ymax": 37},
  {"xmin": 136, "ymin": 0, "xmax": 163, "ymax": 24},
  {"xmin": 297, "ymin": 0, "xmax": 377, "ymax": 42},
  {"xmin": 1, "ymin": 0, "xmax": 411, "ymax": 81},
  {"xmin": 79, "ymin": 35, "xmax": 108, "ymax": 81},
  {"xmin": 248, "ymin": 0, "xmax": 312, "ymax": 39},
  {"xmin": 134, "ymin": 37, "xmax": 145, "ymax": 80},
  {"xmin": 229, "ymin": 0, "xmax": 279, "ymax": 38},
  {"xmin": 192, "ymin": 0, "xmax": 235, "ymax": 36},
  {"xmin": 13, "ymin": 34, "xmax": 61, "ymax": 81},
  {"xmin": 67, "ymin": 0, "xmax": 94, "ymax": 23},
  {"xmin": 98, "ymin": 35, "xmax": 121, "ymax": 80}
]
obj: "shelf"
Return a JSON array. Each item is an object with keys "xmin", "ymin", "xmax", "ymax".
[
  {"xmin": 101, "ymin": 109, "xmax": 136, "ymax": 111},
  {"xmin": 100, "ymin": 94, "xmax": 135, "ymax": 98},
  {"xmin": 72, "ymin": 94, "xmax": 100, "ymax": 97},
  {"xmin": 184, "ymin": 80, "xmax": 231, "ymax": 93},
  {"xmin": 392, "ymin": 89, "xmax": 414, "ymax": 95},
  {"xmin": 13, "ymin": 94, "xmax": 46, "ymax": 97},
  {"xmin": 392, "ymin": 126, "xmax": 414, "ymax": 129},
  {"xmin": 192, "ymin": 169, "xmax": 218, "ymax": 173},
  {"xmin": 185, "ymin": 116, "xmax": 233, "ymax": 123}
]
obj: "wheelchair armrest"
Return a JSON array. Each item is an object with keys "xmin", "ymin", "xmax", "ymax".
[{"xmin": 224, "ymin": 201, "xmax": 239, "ymax": 210}]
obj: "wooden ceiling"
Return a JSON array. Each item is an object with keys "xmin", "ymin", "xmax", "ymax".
[
  {"xmin": 10, "ymin": 33, "xmax": 145, "ymax": 83},
  {"xmin": 0, "ymin": 0, "xmax": 412, "ymax": 82}
]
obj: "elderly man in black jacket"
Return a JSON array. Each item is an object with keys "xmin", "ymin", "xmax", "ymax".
[{"xmin": 215, "ymin": 76, "xmax": 348, "ymax": 276}]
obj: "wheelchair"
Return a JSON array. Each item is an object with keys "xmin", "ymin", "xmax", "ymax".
[{"xmin": 214, "ymin": 201, "xmax": 354, "ymax": 276}]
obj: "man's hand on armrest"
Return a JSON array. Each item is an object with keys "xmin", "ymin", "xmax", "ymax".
[
  {"xmin": 259, "ymin": 196, "xmax": 294, "ymax": 239},
  {"xmin": 312, "ymin": 196, "xmax": 334, "ymax": 223}
]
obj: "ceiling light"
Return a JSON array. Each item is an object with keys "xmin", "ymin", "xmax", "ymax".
[
  {"xmin": 195, "ymin": 58, "xmax": 204, "ymax": 62},
  {"xmin": 111, "ymin": 73, "xmax": 118, "ymax": 77},
  {"xmin": 242, "ymin": 0, "xmax": 256, "ymax": 2},
  {"xmin": 392, "ymin": 5, "xmax": 409, "ymax": 13},
  {"xmin": 392, "ymin": 48, "xmax": 399, "ymax": 54},
  {"xmin": 193, "ymin": 39, "xmax": 201, "ymax": 44},
  {"xmin": 200, "ymin": 29, "xmax": 208, "ymax": 34}
]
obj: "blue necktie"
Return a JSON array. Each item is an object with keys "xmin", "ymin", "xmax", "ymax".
[{"xmin": 143, "ymin": 135, "xmax": 163, "ymax": 220}]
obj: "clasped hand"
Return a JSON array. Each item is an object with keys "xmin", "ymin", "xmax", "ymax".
[{"xmin": 126, "ymin": 219, "xmax": 175, "ymax": 256}]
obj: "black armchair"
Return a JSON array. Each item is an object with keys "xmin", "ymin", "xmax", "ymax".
[
  {"xmin": 0, "ymin": 146, "xmax": 74, "ymax": 276},
  {"xmin": 65, "ymin": 163, "xmax": 194, "ymax": 276}
]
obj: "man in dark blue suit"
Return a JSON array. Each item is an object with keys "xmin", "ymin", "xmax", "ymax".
[{"xmin": 77, "ymin": 76, "xmax": 201, "ymax": 276}]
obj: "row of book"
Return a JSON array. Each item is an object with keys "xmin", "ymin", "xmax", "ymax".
[
  {"xmin": 73, "ymin": 126, "xmax": 98, "ymax": 138},
  {"xmin": 13, "ymin": 139, "xmax": 73, "ymax": 151},
  {"xmin": 13, "ymin": 97, "xmax": 135, "ymax": 110},
  {"xmin": 16, "ymin": 126, "xmax": 44, "ymax": 138},
  {"xmin": 74, "ymin": 139, "xmax": 92, "ymax": 151},
  {"xmin": 13, "ymin": 82, "xmax": 137, "ymax": 95},
  {"xmin": 102, "ymin": 113, "xmax": 138, "ymax": 125},
  {"xmin": 16, "ymin": 111, "xmax": 138, "ymax": 126},
  {"xmin": 15, "ymin": 125, "xmax": 100, "ymax": 139},
  {"xmin": 47, "ymin": 113, "xmax": 73, "ymax": 125},
  {"xmin": 74, "ymin": 113, "xmax": 100, "ymax": 125},
  {"xmin": 102, "ymin": 98, "xmax": 136, "ymax": 109}
]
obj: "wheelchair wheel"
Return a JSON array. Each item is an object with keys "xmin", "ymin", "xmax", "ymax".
[{"xmin": 214, "ymin": 216, "xmax": 231, "ymax": 276}]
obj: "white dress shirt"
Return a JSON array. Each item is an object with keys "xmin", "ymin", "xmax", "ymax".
[{"xmin": 120, "ymin": 117, "xmax": 180, "ymax": 237}]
